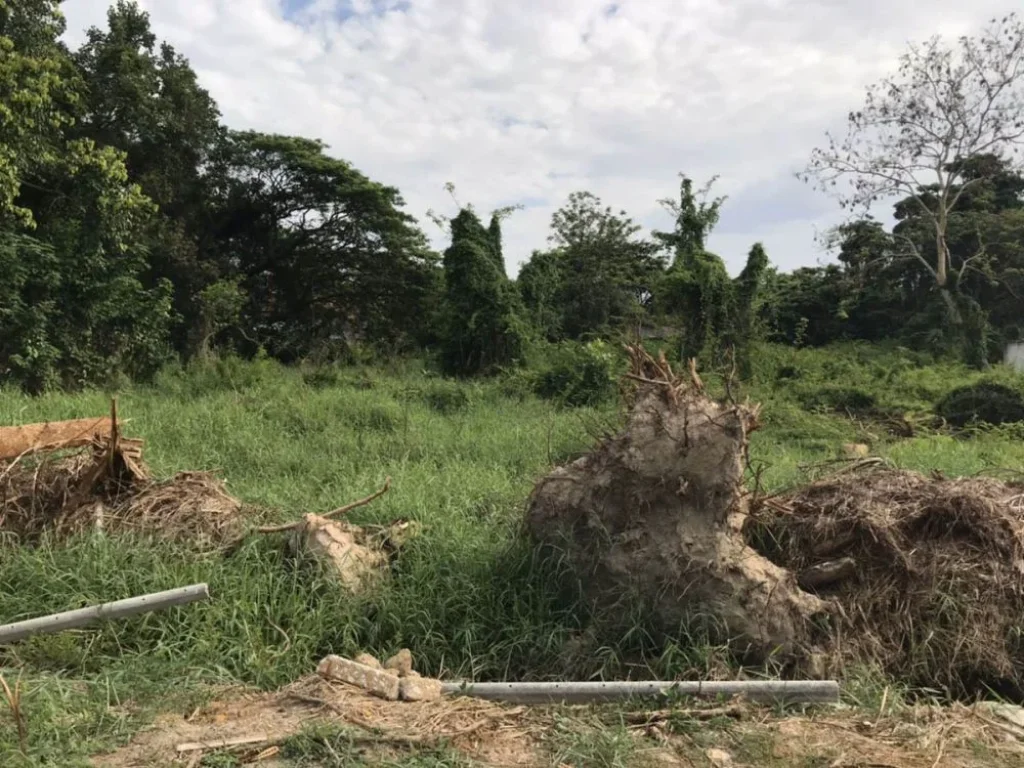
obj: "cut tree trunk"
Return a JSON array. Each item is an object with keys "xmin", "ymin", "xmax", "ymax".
[{"xmin": 525, "ymin": 348, "xmax": 825, "ymax": 662}]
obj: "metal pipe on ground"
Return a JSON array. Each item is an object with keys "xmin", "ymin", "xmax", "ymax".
[
  {"xmin": 0, "ymin": 584, "xmax": 211, "ymax": 644},
  {"xmin": 441, "ymin": 680, "xmax": 840, "ymax": 706}
]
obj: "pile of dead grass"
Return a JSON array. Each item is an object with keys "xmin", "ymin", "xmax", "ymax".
[
  {"xmin": 746, "ymin": 464, "xmax": 1024, "ymax": 700},
  {"xmin": 0, "ymin": 449, "xmax": 245, "ymax": 547}
]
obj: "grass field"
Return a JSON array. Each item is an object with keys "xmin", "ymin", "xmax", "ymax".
[{"xmin": 1, "ymin": 343, "xmax": 1023, "ymax": 766}]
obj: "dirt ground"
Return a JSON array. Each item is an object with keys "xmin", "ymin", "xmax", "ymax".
[{"xmin": 90, "ymin": 676, "xmax": 1024, "ymax": 767}]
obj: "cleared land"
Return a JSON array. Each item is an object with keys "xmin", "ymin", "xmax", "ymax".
[{"xmin": 1, "ymin": 344, "xmax": 1023, "ymax": 766}]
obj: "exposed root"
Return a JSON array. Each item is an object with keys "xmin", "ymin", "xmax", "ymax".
[{"xmin": 746, "ymin": 466, "xmax": 1024, "ymax": 699}]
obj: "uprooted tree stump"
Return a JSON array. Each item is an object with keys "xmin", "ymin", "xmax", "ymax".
[{"xmin": 525, "ymin": 347, "xmax": 826, "ymax": 664}]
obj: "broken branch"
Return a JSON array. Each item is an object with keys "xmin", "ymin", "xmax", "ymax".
[{"xmin": 257, "ymin": 477, "xmax": 392, "ymax": 534}]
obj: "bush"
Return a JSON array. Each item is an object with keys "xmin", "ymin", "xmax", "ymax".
[
  {"xmin": 420, "ymin": 381, "xmax": 471, "ymax": 415},
  {"xmin": 797, "ymin": 386, "xmax": 877, "ymax": 413},
  {"xmin": 935, "ymin": 380, "xmax": 1024, "ymax": 428},
  {"xmin": 531, "ymin": 340, "xmax": 619, "ymax": 408}
]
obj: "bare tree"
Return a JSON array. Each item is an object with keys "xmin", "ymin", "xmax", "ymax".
[{"xmin": 801, "ymin": 14, "xmax": 1024, "ymax": 323}]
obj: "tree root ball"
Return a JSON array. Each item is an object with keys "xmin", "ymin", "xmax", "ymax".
[{"xmin": 525, "ymin": 350, "xmax": 826, "ymax": 663}]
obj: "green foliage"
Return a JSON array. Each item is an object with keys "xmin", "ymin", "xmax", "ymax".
[
  {"xmin": 536, "ymin": 191, "xmax": 663, "ymax": 340},
  {"xmin": 516, "ymin": 248, "xmax": 564, "ymax": 341},
  {"xmin": 69, "ymin": 0, "xmax": 224, "ymax": 355},
  {"xmin": 935, "ymin": 379, "xmax": 1024, "ymax": 428},
  {"xmin": 530, "ymin": 339, "xmax": 620, "ymax": 407},
  {"xmin": 441, "ymin": 209, "xmax": 526, "ymax": 375},
  {"xmin": 419, "ymin": 379, "xmax": 472, "ymax": 414}
]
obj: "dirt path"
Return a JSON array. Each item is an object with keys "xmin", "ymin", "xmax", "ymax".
[{"xmin": 89, "ymin": 676, "xmax": 1024, "ymax": 767}]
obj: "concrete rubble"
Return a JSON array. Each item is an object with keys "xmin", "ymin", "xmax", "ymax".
[{"xmin": 317, "ymin": 648, "xmax": 443, "ymax": 702}]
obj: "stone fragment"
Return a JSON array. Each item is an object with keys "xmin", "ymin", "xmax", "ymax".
[
  {"xmin": 384, "ymin": 648, "xmax": 414, "ymax": 677},
  {"xmin": 704, "ymin": 748, "xmax": 733, "ymax": 767},
  {"xmin": 354, "ymin": 652, "xmax": 381, "ymax": 669},
  {"xmin": 293, "ymin": 515, "xmax": 387, "ymax": 594},
  {"xmin": 398, "ymin": 676, "xmax": 444, "ymax": 702},
  {"xmin": 316, "ymin": 654, "xmax": 399, "ymax": 700}
]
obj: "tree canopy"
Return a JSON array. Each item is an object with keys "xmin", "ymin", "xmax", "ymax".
[{"xmin": 1, "ymin": 3, "xmax": 1022, "ymax": 392}]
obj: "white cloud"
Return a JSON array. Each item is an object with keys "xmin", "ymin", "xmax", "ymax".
[{"xmin": 59, "ymin": 0, "xmax": 1021, "ymax": 276}]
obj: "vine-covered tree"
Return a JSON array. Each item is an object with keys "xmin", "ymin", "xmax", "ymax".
[{"xmin": 441, "ymin": 209, "xmax": 526, "ymax": 375}]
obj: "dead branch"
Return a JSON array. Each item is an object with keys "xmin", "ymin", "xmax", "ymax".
[{"xmin": 257, "ymin": 478, "xmax": 392, "ymax": 534}]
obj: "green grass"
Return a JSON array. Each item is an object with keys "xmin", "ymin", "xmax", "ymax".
[{"xmin": 0, "ymin": 345, "xmax": 1022, "ymax": 765}]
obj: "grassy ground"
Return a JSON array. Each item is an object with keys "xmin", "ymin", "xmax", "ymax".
[{"xmin": 0, "ymin": 343, "xmax": 1022, "ymax": 766}]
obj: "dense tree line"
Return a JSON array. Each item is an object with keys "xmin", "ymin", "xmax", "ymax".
[{"xmin": 1, "ymin": 2, "xmax": 1022, "ymax": 393}]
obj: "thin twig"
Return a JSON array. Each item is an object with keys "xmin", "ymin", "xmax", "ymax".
[{"xmin": 257, "ymin": 478, "xmax": 392, "ymax": 533}]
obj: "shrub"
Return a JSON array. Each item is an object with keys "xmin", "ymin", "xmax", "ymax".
[
  {"xmin": 421, "ymin": 381, "xmax": 471, "ymax": 415},
  {"xmin": 797, "ymin": 386, "xmax": 877, "ymax": 413},
  {"xmin": 531, "ymin": 340, "xmax": 619, "ymax": 408},
  {"xmin": 935, "ymin": 380, "xmax": 1024, "ymax": 428}
]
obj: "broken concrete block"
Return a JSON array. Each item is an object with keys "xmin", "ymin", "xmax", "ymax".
[
  {"xmin": 354, "ymin": 652, "xmax": 382, "ymax": 669},
  {"xmin": 293, "ymin": 515, "xmax": 388, "ymax": 593},
  {"xmin": 384, "ymin": 648, "xmax": 413, "ymax": 677},
  {"xmin": 399, "ymin": 676, "xmax": 444, "ymax": 702},
  {"xmin": 316, "ymin": 654, "xmax": 399, "ymax": 701}
]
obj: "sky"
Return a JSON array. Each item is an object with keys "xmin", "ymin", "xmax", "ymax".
[{"xmin": 59, "ymin": 0, "xmax": 1022, "ymax": 277}]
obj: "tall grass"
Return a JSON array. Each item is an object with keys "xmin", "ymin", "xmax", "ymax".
[{"xmin": 0, "ymin": 346, "xmax": 1022, "ymax": 764}]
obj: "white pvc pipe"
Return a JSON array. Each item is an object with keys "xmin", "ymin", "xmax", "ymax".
[
  {"xmin": 441, "ymin": 679, "xmax": 840, "ymax": 705},
  {"xmin": 0, "ymin": 583, "xmax": 210, "ymax": 644}
]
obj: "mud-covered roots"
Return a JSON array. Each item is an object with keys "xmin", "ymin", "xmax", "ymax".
[
  {"xmin": 747, "ymin": 467, "xmax": 1024, "ymax": 699},
  {"xmin": 526, "ymin": 346, "xmax": 825, "ymax": 664}
]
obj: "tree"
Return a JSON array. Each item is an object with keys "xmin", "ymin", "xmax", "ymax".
[
  {"xmin": 516, "ymin": 248, "xmax": 564, "ymax": 341},
  {"xmin": 1, "ymin": 0, "xmax": 174, "ymax": 392},
  {"xmin": 0, "ymin": 0, "xmax": 75, "ymax": 226},
  {"xmin": 547, "ymin": 191, "xmax": 663, "ymax": 339},
  {"xmin": 653, "ymin": 175, "xmax": 733, "ymax": 362},
  {"xmin": 202, "ymin": 131, "xmax": 437, "ymax": 360},
  {"xmin": 71, "ymin": 0, "xmax": 224, "ymax": 353},
  {"xmin": 802, "ymin": 13, "xmax": 1024, "ymax": 363},
  {"xmin": 441, "ymin": 209, "xmax": 525, "ymax": 375}
]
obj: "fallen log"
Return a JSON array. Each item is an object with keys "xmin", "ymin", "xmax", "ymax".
[
  {"xmin": 0, "ymin": 583, "xmax": 210, "ymax": 644},
  {"xmin": 0, "ymin": 417, "xmax": 115, "ymax": 461}
]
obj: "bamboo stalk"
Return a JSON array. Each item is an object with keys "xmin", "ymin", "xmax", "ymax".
[{"xmin": 0, "ymin": 584, "xmax": 210, "ymax": 644}]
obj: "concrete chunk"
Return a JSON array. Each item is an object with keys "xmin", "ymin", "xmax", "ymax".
[
  {"xmin": 317, "ymin": 654, "xmax": 399, "ymax": 700},
  {"xmin": 354, "ymin": 652, "xmax": 382, "ymax": 669},
  {"xmin": 384, "ymin": 648, "xmax": 413, "ymax": 677},
  {"xmin": 399, "ymin": 676, "xmax": 444, "ymax": 702}
]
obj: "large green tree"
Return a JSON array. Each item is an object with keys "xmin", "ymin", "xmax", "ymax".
[
  {"xmin": 527, "ymin": 191, "xmax": 662, "ymax": 340},
  {"xmin": 201, "ymin": 131, "xmax": 437, "ymax": 360},
  {"xmin": 1, "ymin": 0, "xmax": 173, "ymax": 392},
  {"xmin": 71, "ymin": 0, "xmax": 224, "ymax": 353}
]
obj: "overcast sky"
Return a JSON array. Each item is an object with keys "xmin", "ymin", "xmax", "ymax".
[{"xmin": 60, "ymin": 0, "xmax": 1021, "ymax": 277}]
